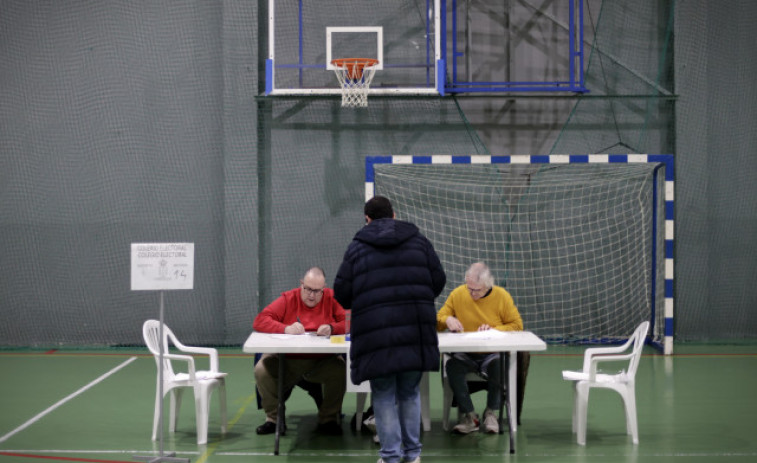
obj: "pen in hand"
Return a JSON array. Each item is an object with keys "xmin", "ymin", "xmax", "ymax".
[
  {"xmin": 283, "ymin": 316, "xmax": 305, "ymax": 335},
  {"xmin": 296, "ymin": 316, "xmax": 305, "ymax": 332}
]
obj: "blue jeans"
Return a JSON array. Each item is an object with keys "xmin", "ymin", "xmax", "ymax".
[{"xmin": 370, "ymin": 371, "xmax": 423, "ymax": 463}]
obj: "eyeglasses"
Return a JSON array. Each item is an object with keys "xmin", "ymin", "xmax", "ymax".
[
  {"xmin": 302, "ymin": 285, "xmax": 324, "ymax": 296},
  {"xmin": 466, "ymin": 285, "xmax": 487, "ymax": 294}
]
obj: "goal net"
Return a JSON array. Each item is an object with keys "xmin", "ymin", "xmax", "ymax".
[{"xmin": 368, "ymin": 155, "xmax": 673, "ymax": 351}]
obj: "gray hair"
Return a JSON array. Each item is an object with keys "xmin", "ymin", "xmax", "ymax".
[{"xmin": 465, "ymin": 262, "xmax": 494, "ymax": 288}]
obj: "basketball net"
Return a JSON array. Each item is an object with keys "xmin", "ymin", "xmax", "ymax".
[{"xmin": 331, "ymin": 58, "xmax": 379, "ymax": 108}]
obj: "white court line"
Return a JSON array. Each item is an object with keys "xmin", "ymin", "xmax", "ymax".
[
  {"xmin": 1, "ymin": 449, "xmax": 199, "ymax": 456},
  {"xmin": 0, "ymin": 356, "xmax": 137, "ymax": 444},
  {"xmin": 3, "ymin": 449, "xmax": 757, "ymax": 458},
  {"xmin": 216, "ymin": 451, "xmax": 757, "ymax": 458}
]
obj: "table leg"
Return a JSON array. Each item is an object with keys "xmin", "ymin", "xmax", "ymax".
[
  {"xmin": 274, "ymin": 353, "xmax": 285, "ymax": 455},
  {"xmin": 498, "ymin": 352, "xmax": 505, "ymax": 434},
  {"xmin": 507, "ymin": 350, "xmax": 517, "ymax": 453}
]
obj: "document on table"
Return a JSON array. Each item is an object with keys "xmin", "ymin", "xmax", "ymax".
[
  {"xmin": 267, "ymin": 332, "xmax": 321, "ymax": 340},
  {"xmin": 455, "ymin": 329, "xmax": 511, "ymax": 340}
]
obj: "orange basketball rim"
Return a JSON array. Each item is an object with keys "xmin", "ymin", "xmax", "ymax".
[{"xmin": 331, "ymin": 58, "xmax": 379, "ymax": 81}]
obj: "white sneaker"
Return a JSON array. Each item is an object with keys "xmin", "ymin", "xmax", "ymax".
[
  {"xmin": 363, "ymin": 415, "xmax": 377, "ymax": 433},
  {"xmin": 373, "ymin": 433, "xmax": 380, "ymax": 444},
  {"xmin": 452, "ymin": 412, "xmax": 479, "ymax": 434},
  {"xmin": 482, "ymin": 408, "xmax": 499, "ymax": 434},
  {"xmin": 403, "ymin": 458, "xmax": 421, "ymax": 463}
]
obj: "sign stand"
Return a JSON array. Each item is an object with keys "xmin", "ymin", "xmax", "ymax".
[{"xmin": 131, "ymin": 243, "xmax": 194, "ymax": 463}]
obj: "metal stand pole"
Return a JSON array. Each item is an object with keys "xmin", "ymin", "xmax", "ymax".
[{"xmin": 134, "ymin": 292, "xmax": 190, "ymax": 463}]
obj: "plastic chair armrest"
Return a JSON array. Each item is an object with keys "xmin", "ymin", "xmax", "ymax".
[
  {"xmin": 174, "ymin": 345, "xmax": 220, "ymax": 372},
  {"xmin": 582, "ymin": 339, "xmax": 633, "ymax": 357},
  {"xmin": 163, "ymin": 353, "xmax": 198, "ymax": 379},
  {"xmin": 581, "ymin": 339, "xmax": 633, "ymax": 371},
  {"xmin": 585, "ymin": 353, "xmax": 633, "ymax": 379}
]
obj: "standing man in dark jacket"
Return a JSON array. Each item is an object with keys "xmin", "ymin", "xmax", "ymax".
[{"xmin": 334, "ymin": 196, "xmax": 446, "ymax": 463}]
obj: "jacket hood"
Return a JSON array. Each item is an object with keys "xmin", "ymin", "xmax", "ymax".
[{"xmin": 354, "ymin": 218, "xmax": 419, "ymax": 248}]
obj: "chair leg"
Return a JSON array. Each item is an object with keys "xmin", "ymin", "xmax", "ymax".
[
  {"xmin": 169, "ymin": 389, "xmax": 183, "ymax": 433},
  {"xmin": 194, "ymin": 385, "xmax": 210, "ymax": 445},
  {"xmin": 571, "ymin": 383, "xmax": 578, "ymax": 434},
  {"xmin": 218, "ymin": 380, "xmax": 228, "ymax": 435},
  {"xmin": 621, "ymin": 385, "xmax": 639, "ymax": 444},
  {"xmin": 575, "ymin": 383, "xmax": 589, "ymax": 446},
  {"xmin": 355, "ymin": 392, "xmax": 368, "ymax": 431}
]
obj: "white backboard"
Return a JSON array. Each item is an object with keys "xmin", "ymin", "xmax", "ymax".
[{"xmin": 266, "ymin": 0, "xmax": 441, "ymax": 96}]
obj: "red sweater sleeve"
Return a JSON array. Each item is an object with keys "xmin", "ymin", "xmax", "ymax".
[{"xmin": 253, "ymin": 292, "xmax": 293, "ymax": 333}]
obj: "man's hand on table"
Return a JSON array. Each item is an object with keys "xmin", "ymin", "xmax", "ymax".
[
  {"xmin": 445, "ymin": 316, "xmax": 464, "ymax": 332},
  {"xmin": 283, "ymin": 322, "xmax": 332, "ymax": 336},
  {"xmin": 284, "ymin": 322, "xmax": 305, "ymax": 335}
]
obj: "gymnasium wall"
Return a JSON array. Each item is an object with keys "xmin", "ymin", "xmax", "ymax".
[{"xmin": 0, "ymin": 0, "xmax": 754, "ymax": 346}]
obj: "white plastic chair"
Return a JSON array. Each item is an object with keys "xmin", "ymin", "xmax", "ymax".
[
  {"xmin": 562, "ymin": 321, "xmax": 650, "ymax": 445},
  {"xmin": 142, "ymin": 320, "xmax": 228, "ymax": 445}
]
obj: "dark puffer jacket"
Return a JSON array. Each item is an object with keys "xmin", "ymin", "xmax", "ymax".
[{"xmin": 334, "ymin": 218, "xmax": 446, "ymax": 384}]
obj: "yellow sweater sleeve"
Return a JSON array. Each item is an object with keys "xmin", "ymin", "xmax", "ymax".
[
  {"xmin": 436, "ymin": 285, "xmax": 466, "ymax": 331},
  {"xmin": 437, "ymin": 285, "xmax": 523, "ymax": 332}
]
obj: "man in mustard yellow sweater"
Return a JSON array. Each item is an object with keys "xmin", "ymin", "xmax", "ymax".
[{"xmin": 436, "ymin": 262, "xmax": 523, "ymax": 434}]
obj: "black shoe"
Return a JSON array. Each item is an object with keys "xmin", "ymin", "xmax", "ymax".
[
  {"xmin": 316, "ymin": 421, "xmax": 342, "ymax": 435},
  {"xmin": 256, "ymin": 421, "xmax": 286, "ymax": 435}
]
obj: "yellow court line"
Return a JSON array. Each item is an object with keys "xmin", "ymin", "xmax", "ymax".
[{"xmin": 195, "ymin": 392, "xmax": 258, "ymax": 463}]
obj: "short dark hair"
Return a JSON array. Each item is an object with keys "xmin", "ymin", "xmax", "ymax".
[{"xmin": 364, "ymin": 195, "xmax": 394, "ymax": 220}]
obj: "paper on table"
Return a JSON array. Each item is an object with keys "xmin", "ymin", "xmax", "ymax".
[
  {"xmin": 268, "ymin": 333, "xmax": 320, "ymax": 340},
  {"xmin": 456, "ymin": 329, "xmax": 510, "ymax": 340}
]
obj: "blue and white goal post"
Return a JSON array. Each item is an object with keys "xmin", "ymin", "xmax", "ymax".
[{"xmin": 366, "ymin": 154, "xmax": 674, "ymax": 354}]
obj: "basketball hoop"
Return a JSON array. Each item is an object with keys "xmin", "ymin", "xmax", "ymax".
[{"xmin": 331, "ymin": 58, "xmax": 379, "ymax": 108}]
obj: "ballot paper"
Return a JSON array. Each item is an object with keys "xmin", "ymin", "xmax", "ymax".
[{"xmin": 455, "ymin": 329, "xmax": 510, "ymax": 340}]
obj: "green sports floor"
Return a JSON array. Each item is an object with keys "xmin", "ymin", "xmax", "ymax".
[{"xmin": 1, "ymin": 344, "xmax": 756, "ymax": 463}]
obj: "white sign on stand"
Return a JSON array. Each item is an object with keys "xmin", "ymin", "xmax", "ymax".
[
  {"xmin": 131, "ymin": 242, "xmax": 194, "ymax": 463},
  {"xmin": 131, "ymin": 243, "xmax": 194, "ymax": 290}
]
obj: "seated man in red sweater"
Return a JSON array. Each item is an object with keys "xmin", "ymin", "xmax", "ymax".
[{"xmin": 253, "ymin": 266, "xmax": 347, "ymax": 435}]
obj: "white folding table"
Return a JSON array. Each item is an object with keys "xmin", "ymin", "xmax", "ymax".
[
  {"xmin": 243, "ymin": 330, "xmax": 547, "ymax": 454},
  {"xmin": 243, "ymin": 332, "xmax": 346, "ymax": 455},
  {"xmin": 437, "ymin": 331, "xmax": 547, "ymax": 453}
]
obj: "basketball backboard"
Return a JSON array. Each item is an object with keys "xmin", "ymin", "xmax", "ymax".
[{"xmin": 266, "ymin": 0, "xmax": 442, "ymax": 96}]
